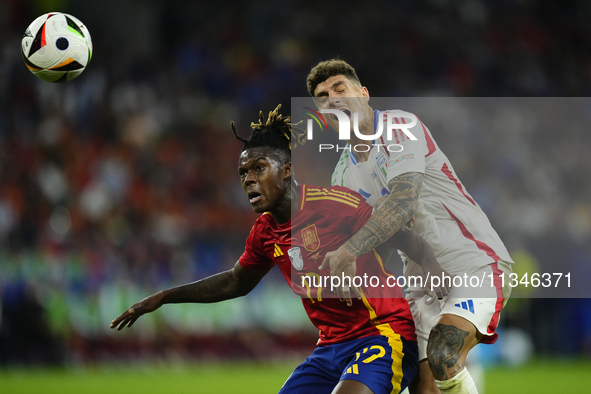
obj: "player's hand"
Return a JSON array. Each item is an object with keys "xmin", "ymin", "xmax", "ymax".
[
  {"xmin": 318, "ymin": 245, "xmax": 361, "ymax": 306},
  {"xmin": 110, "ymin": 292, "xmax": 164, "ymax": 331},
  {"xmin": 424, "ymin": 265, "xmax": 451, "ymax": 300},
  {"xmin": 405, "ymin": 215, "xmax": 415, "ymax": 230}
]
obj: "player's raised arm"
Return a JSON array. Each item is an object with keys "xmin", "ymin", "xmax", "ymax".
[
  {"xmin": 320, "ymin": 172, "xmax": 423, "ymax": 305},
  {"xmin": 109, "ymin": 261, "xmax": 270, "ymax": 330},
  {"xmin": 345, "ymin": 172, "xmax": 422, "ymax": 258}
]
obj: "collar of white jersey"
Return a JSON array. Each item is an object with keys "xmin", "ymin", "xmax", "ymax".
[{"xmin": 349, "ymin": 109, "xmax": 380, "ymax": 165}]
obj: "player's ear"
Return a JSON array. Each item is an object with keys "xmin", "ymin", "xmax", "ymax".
[
  {"xmin": 283, "ymin": 162, "xmax": 292, "ymax": 179},
  {"xmin": 361, "ymin": 87, "xmax": 370, "ymax": 106}
]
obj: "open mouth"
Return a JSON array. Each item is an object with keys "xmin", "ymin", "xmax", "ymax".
[
  {"xmin": 248, "ymin": 192, "xmax": 261, "ymax": 204},
  {"xmin": 329, "ymin": 109, "xmax": 351, "ymax": 122}
]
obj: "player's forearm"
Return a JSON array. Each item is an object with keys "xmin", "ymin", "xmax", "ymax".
[
  {"xmin": 159, "ymin": 270, "xmax": 247, "ymax": 304},
  {"xmin": 397, "ymin": 233, "xmax": 440, "ymax": 272},
  {"xmin": 344, "ymin": 172, "xmax": 422, "ymax": 258},
  {"xmin": 344, "ymin": 201, "xmax": 413, "ymax": 257}
]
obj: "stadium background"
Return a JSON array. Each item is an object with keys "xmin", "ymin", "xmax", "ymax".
[{"xmin": 1, "ymin": 0, "xmax": 590, "ymax": 392}]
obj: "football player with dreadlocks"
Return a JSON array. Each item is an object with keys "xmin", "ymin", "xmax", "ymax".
[{"xmin": 110, "ymin": 105, "xmax": 446, "ymax": 394}]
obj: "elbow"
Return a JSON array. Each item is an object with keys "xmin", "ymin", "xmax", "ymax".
[
  {"xmin": 235, "ymin": 284, "xmax": 253, "ymax": 298},
  {"xmin": 232, "ymin": 272, "xmax": 257, "ymax": 298}
]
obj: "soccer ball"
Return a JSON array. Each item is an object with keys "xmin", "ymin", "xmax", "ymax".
[{"xmin": 21, "ymin": 12, "xmax": 92, "ymax": 83}]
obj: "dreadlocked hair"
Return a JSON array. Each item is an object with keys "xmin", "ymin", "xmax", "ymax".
[{"xmin": 231, "ymin": 104, "xmax": 306, "ymax": 157}]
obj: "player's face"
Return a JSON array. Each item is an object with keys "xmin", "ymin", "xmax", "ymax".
[
  {"xmin": 238, "ymin": 147, "xmax": 291, "ymax": 215},
  {"xmin": 313, "ymin": 75, "xmax": 371, "ymax": 132}
]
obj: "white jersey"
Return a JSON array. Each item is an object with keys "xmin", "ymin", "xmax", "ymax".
[{"xmin": 331, "ymin": 109, "xmax": 514, "ymax": 275}]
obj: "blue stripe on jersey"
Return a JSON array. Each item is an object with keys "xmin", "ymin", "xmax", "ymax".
[
  {"xmin": 351, "ymin": 148, "xmax": 358, "ymax": 165},
  {"xmin": 374, "ymin": 109, "xmax": 379, "ymax": 131},
  {"xmin": 358, "ymin": 188, "xmax": 372, "ymax": 201}
]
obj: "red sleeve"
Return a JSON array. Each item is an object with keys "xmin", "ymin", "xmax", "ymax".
[
  {"xmin": 238, "ymin": 218, "xmax": 276, "ymax": 271},
  {"xmin": 347, "ymin": 196, "xmax": 373, "ymax": 235}
]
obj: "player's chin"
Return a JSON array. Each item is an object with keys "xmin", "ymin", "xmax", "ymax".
[{"xmin": 249, "ymin": 201, "xmax": 267, "ymax": 213}]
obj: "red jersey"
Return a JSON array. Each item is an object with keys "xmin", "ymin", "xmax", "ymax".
[{"xmin": 239, "ymin": 184, "xmax": 416, "ymax": 346}]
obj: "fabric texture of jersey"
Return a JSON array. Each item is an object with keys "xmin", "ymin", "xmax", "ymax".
[
  {"xmin": 331, "ymin": 109, "xmax": 514, "ymax": 273},
  {"xmin": 239, "ymin": 183, "xmax": 416, "ymax": 346},
  {"xmin": 331, "ymin": 109, "xmax": 513, "ymax": 344},
  {"xmin": 279, "ymin": 334, "xmax": 418, "ymax": 394}
]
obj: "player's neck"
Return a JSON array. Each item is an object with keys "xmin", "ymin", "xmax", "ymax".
[{"xmin": 272, "ymin": 181, "xmax": 299, "ymax": 225}]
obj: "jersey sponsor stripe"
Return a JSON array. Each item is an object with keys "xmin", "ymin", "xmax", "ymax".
[
  {"xmin": 441, "ymin": 203, "xmax": 501, "ymax": 262},
  {"xmin": 440, "ymin": 163, "xmax": 476, "ymax": 206},
  {"xmin": 305, "ymin": 196, "xmax": 359, "ymax": 208}
]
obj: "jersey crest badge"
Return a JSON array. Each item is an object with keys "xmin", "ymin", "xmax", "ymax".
[
  {"xmin": 301, "ymin": 224, "xmax": 320, "ymax": 252},
  {"xmin": 288, "ymin": 247, "xmax": 304, "ymax": 271},
  {"xmin": 386, "ymin": 152, "xmax": 415, "ymax": 169}
]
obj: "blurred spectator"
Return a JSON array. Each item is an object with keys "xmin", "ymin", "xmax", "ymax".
[{"xmin": 0, "ymin": 282, "xmax": 65, "ymax": 366}]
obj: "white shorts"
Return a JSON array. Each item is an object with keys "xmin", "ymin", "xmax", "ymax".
[{"xmin": 405, "ymin": 260, "xmax": 512, "ymax": 361}]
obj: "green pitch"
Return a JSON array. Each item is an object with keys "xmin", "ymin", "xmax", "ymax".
[
  {"xmin": 0, "ymin": 362, "xmax": 297, "ymax": 394},
  {"xmin": 482, "ymin": 359, "xmax": 591, "ymax": 393},
  {"xmin": 1, "ymin": 359, "xmax": 589, "ymax": 394}
]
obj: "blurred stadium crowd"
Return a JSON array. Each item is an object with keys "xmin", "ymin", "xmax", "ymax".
[{"xmin": 1, "ymin": 0, "xmax": 591, "ymax": 366}]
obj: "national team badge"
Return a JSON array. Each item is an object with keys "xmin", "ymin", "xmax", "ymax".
[
  {"xmin": 301, "ymin": 224, "xmax": 320, "ymax": 252},
  {"xmin": 288, "ymin": 247, "xmax": 304, "ymax": 271}
]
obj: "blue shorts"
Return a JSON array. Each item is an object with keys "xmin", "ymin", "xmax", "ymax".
[{"xmin": 279, "ymin": 334, "xmax": 418, "ymax": 394}]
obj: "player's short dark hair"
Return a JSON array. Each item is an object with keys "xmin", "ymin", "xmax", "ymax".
[
  {"xmin": 306, "ymin": 58, "xmax": 361, "ymax": 97},
  {"xmin": 232, "ymin": 105, "xmax": 305, "ymax": 164}
]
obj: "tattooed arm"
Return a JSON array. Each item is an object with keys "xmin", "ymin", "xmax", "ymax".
[
  {"xmin": 319, "ymin": 172, "xmax": 424, "ymax": 305},
  {"xmin": 346, "ymin": 172, "xmax": 423, "ymax": 257},
  {"xmin": 110, "ymin": 261, "xmax": 270, "ymax": 330}
]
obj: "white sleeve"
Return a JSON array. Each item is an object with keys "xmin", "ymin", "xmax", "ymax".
[{"xmin": 382, "ymin": 110, "xmax": 428, "ymax": 184}]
